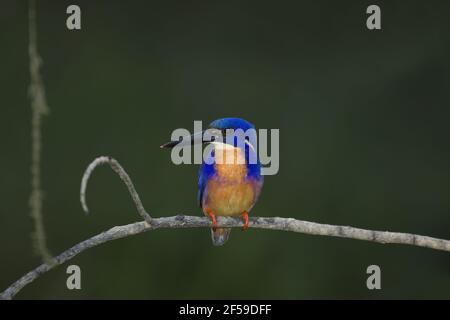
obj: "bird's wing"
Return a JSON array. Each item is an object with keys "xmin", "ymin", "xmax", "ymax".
[
  {"xmin": 198, "ymin": 151, "xmax": 216, "ymax": 209},
  {"xmin": 198, "ymin": 164, "xmax": 207, "ymax": 209}
]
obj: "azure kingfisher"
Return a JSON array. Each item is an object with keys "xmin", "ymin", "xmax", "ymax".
[{"xmin": 161, "ymin": 118, "xmax": 264, "ymax": 246}]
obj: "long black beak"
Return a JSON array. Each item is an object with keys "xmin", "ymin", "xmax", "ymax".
[{"xmin": 160, "ymin": 131, "xmax": 205, "ymax": 149}]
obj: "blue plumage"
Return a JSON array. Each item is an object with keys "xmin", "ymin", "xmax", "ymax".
[
  {"xmin": 198, "ymin": 118, "xmax": 263, "ymax": 209},
  {"xmin": 198, "ymin": 118, "xmax": 264, "ymax": 246}
]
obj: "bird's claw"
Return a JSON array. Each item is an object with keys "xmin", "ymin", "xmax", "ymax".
[
  {"xmin": 207, "ymin": 210, "xmax": 218, "ymax": 232},
  {"xmin": 242, "ymin": 211, "xmax": 249, "ymax": 231}
]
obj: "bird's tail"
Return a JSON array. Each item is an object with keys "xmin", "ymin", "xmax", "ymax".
[{"xmin": 210, "ymin": 227, "xmax": 231, "ymax": 246}]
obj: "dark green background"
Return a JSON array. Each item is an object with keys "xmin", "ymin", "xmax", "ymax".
[{"xmin": 1, "ymin": 0, "xmax": 450, "ymax": 299}]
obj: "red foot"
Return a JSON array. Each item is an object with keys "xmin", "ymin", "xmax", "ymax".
[
  {"xmin": 242, "ymin": 211, "xmax": 249, "ymax": 231},
  {"xmin": 206, "ymin": 209, "xmax": 217, "ymax": 231}
]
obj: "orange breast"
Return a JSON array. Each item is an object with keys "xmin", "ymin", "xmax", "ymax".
[{"xmin": 202, "ymin": 144, "xmax": 256, "ymax": 216}]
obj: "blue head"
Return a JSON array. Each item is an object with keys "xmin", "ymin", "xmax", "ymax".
[
  {"xmin": 209, "ymin": 118, "xmax": 255, "ymax": 132},
  {"xmin": 160, "ymin": 118, "xmax": 256, "ymax": 149},
  {"xmin": 208, "ymin": 117, "xmax": 259, "ymax": 165},
  {"xmin": 207, "ymin": 118, "xmax": 261, "ymax": 180},
  {"xmin": 160, "ymin": 117, "xmax": 261, "ymax": 176}
]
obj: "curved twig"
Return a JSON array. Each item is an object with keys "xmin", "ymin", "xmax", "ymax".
[
  {"xmin": 80, "ymin": 156, "xmax": 152, "ymax": 224},
  {"xmin": 2, "ymin": 156, "xmax": 450, "ymax": 300}
]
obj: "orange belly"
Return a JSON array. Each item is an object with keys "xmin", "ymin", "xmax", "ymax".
[{"xmin": 203, "ymin": 179, "xmax": 255, "ymax": 216}]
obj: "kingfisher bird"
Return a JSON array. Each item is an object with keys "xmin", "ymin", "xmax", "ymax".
[{"xmin": 161, "ymin": 118, "xmax": 264, "ymax": 246}]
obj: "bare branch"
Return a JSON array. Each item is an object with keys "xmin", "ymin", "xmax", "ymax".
[
  {"xmin": 2, "ymin": 156, "xmax": 449, "ymax": 299},
  {"xmin": 2, "ymin": 214, "xmax": 450, "ymax": 300},
  {"xmin": 28, "ymin": 0, "xmax": 52, "ymax": 262}
]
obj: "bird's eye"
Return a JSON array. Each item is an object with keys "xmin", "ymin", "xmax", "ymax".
[{"xmin": 207, "ymin": 128, "xmax": 223, "ymax": 142}]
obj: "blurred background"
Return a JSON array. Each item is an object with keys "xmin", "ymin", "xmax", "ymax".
[{"xmin": 1, "ymin": 0, "xmax": 450, "ymax": 299}]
